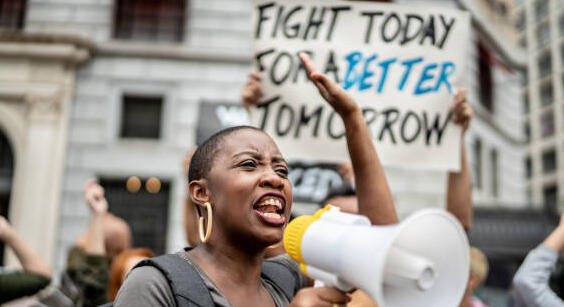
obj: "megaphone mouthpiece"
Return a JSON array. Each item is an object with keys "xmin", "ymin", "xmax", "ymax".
[{"xmin": 384, "ymin": 246, "xmax": 437, "ymax": 291}]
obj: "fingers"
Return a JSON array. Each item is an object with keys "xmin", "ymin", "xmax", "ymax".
[
  {"xmin": 450, "ymin": 88, "xmax": 472, "ymax": 128},
  {"xmin": 84, "ymin": 180, "xmax": 104, "ymax": 202},
  {"xmin": 242, "ymin": 71, "xmax": 264, "ymax": 109},
  {"xmin": 450, "ymin": 88, "xmax": 467, "ymax": 113},
  {"xmin": 291, "ymin": 287, "xmax": 351, "ymax": 307},
  {"xmin": 316, "ymin": 287, "xmax": 351, "ymax": 305},
  {"xmin": 298, "ymin": 53, "xmax": 333, "ymax": 103},
  {"xmin": 298, "ymin": 52, "xmax": 316, "ymax": 77},
  {"xmin": 249, "ymin": 71, "xmax": 261, "ymax": 82}
]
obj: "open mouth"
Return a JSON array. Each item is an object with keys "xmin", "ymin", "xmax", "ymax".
[{"xmin": 253, "ymin": 194, "xmax": 286, "ymax": 225}]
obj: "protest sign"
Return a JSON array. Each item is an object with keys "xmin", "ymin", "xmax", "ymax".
[{"xmin": 251, "ymin": 0, "xmax": 470, "ymax": 170}]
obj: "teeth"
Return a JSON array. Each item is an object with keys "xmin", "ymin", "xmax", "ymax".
[
  {"xmin": 263, "ymin": 212, "xmax": 281, "ymax": 219},
  {"xmin": 259, "ymin": 198, "xmax": 282, "ymax": 209}
]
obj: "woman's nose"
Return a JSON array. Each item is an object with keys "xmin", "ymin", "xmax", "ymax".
[{"xmin": 259, "ymin": 169, "xmax": 284, "ymax": 189}]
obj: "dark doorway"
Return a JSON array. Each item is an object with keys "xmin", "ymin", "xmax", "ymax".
[
  {"xmin": 0, "ymin": 131, "xmax": 14, "ymax": 264},
  {"xmin": 100, "ymin": 178, "xmax": 170, "ymax": 255}
]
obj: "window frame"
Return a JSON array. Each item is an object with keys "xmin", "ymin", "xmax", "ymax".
[{"xmin": 112, "ymin": 0, "xmax": 187, "ymax": 43}]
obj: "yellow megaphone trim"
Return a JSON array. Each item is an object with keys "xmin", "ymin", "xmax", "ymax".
[{"xmin": 283, "ymin": 205, "xmax": 338, "ymax": 264}]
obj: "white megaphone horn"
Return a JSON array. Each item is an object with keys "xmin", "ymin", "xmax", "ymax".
[{"xmin": 283, "ymin": 206, "xmax": 470, "ymax": 307}]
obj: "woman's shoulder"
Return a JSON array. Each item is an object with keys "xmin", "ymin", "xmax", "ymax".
[
  {"xmin": 114, "ymin": 266, "xmax": 175, "ymax": 307},
  {"xmin": 263, "ymin": 254, "xmax": 309, "ymax": 292}
]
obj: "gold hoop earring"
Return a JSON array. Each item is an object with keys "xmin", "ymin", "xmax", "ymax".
[{"xmin": 199, "ymin": 202, "xmax": 213, "ymax": 243}]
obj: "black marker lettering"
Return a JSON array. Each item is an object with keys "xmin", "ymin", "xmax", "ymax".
[
  {"xmin": 423, "ymin": 111, "xmax": 450, "ymax": 145},
  {"xmin": 256, "ymin": 95, "xmax": 280, "ymax": 130},
  {"xmin": 256, "ymin": 2, "xmax": 276, "ymax": 38},
  {"xmin": 437, "ymin": 15, "xmax": 455, "ymax": 48},
  {"xmin": 381, "ymin": 13, "xmax": 401, "ymax": 42},
  {"xmin": 327, "ymin": 111, "xmax": 345, "ymax": 139},
  {"xmin": 276, "ymin": 103, "xmax": 295, "ymax": 136},
  {"xmin": 294, "ymin": 105, "xmax": 324, "ymax": 138},
  {"xmin": 378, "ymin": 108, "xmax": 399, "ymax": 144},
  {"xmin": 400, "ymin": 110, "xmax": 422, "ymax": 143},
  {"xmin": 400, "ymin": 14, "xmax": 424, "ymax": 45},
  {"xmin": 303, "ymin": 7, "xmax": 327, "ymax": 40},
  {"xmin": 360, "ymin": 11, "xmax": 384, "ymax": 44},
  {"xmin": 326, "ymin": 6, "xmax": 352, "ymax": 41}
]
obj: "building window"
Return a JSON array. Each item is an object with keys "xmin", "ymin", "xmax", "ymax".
[
  {"xmin": 525, "ymin": 156, "xmax": 532, "ymax": 179},
  {"xmin": 0, "ymin": 0, "xmax": 26, "ymax": 30},
  {"xmin": 524, "ymin": 122, "xmax": 530, "ymax": 142},
  {"xmin": 113, "ymin": 0, "xmax": 185, "ymax": 42},
  {"xmin": 477, "ymin": 43, "xmax": 494, "ymax": 112},
  {"xmin": 543, "ymin": 184, "xmax": 558, "ymax": 212},
  {"xmin": 536, "ymin": 0, "xmax": 549, "ymax": 22},
  {"xmin": 473, "ymin": 138, "xmax": 482, "ymax": 189},
  {"xmin": 100, "ymin": 178, "xmax": 170, "ymax": 255},
  {"xmin": 536, "ymin": 22, "xmax": 550, "ymax": 49},
  {"xmin": 540, "ymin": 82, "xmax": 553, "ymax": 106},
  {"xmin": 542, "ymin": 148, "xmax": 557, "ymax": 173},
  {"xmin": 538, "ymin": 52, "xmax": 552, "ymax": 78},
  {"xmin": 491, "ymin": 149, "xmax": 498, "ymax": 197},
  {"xmin": 120, "ymin": 95, "xmax": 163, "ymax": 139},
  {"xmin": 540, "ymin": 110, "xmax": 555, "ymax": 137}
]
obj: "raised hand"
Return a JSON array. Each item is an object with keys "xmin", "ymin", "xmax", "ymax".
[
  {"xmin": 299, "ymin": 52, "xmax": 398, "ymax": 225},
  {"xmin": 450, "ymin": 89, "xmax": 472, "ymax": 133},
  {"xmin": 84, "ymin": 179, "xmax": 108, "ymax": 214},
  {"xmin": 241, "ymin": 71, "xmax": 264, "ymax": 110},
  {"xmin": 298, "ymin": 52, "xmax": 359, "ymax": 118}
]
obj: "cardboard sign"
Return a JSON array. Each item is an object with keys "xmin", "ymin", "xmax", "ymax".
[{"xmin": 251, "ymin": 0, "xmax": 470, "ymax": 170}]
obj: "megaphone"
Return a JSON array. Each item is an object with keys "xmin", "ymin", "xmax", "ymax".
[{"xmin": 284, "ymin": 206, "xmax": 469, "ymax": 307}]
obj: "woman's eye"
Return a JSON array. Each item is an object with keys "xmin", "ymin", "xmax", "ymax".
[
  {"xmin": 276, "ymin": 168, "xmax": 289, "ymax": 177},
  {"xmin": 240, "ymin": 161, "xmax": 257, "ymax": 168}
]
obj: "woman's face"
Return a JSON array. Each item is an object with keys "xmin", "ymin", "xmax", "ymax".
[{"xmin": 205, "ymin": 129, "xmax": 292, "ymax": 247}]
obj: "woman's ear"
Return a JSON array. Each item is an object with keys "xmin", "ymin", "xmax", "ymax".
[{"xmin": 189, "ymin": 180, "xmax": 209, "ymax": 209}]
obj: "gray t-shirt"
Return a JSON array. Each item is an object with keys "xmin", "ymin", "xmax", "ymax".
[{"xmin": 114, "ymin": 252, "xmax": 307, "ymax": 307}]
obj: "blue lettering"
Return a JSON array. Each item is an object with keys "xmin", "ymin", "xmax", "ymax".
[
  {"xmin": 377, "ymin": 58, "xmax": 397, "ymax": 93},
  {"xmin": 344, "ymin": 51, "xmax": 362, "ymax": 90},
  {"xmin": 359, "ymin": 55, "xmax": 377, "ymax": 91},
  {"xmin": 398, "ymin": 57, "xmax": 423, "ymax": 91},
  {"xmin": 414, "ymin": 63, "xmax": 438, "ymax": 95},
  {"xmin": 434, "ymin": 62, "xmax": 455, "ymax": 94}
]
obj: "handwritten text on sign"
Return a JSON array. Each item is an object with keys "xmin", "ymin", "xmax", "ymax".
[{"xmin": 250, "ymin": 0, "xmax": 469, "ymax": 171}]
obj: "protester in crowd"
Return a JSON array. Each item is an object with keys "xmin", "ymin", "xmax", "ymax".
[
  {"xmin": 0, "ymin": 215, "xmax": 52, "ymax": 304},
  {"xmin": 63, "ymin": 179, "xmax": 131, "ymax": 307},
  {"xmin": 459, "ymin": 247, "xmax": 489, "ymax": 307},
  {"xmin": 107, "ymin": 248, "xmax": 155, "ymax": 301},
  {"xmin": 113, "ymin": 53, "xmax": 397, "ymax": 306},
  {"xmin": 512, "ymin": 211, "xmax": 564, "ymax": 306}
]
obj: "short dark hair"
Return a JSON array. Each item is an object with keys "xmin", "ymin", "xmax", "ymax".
[{"xmin": 188, "ymin": 126, "xmax": 263, "ymax": 182}]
